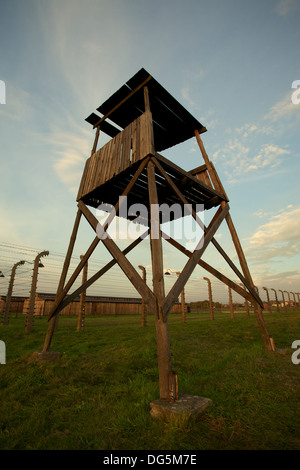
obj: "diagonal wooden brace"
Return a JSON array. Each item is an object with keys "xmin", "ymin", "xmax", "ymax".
[
  {"xmin": 51, "ymin": 230, "xmax": 149, "ymax": 317},
  {"xmin": 152, "ymin": 155, "xmax": 263, "ymax": 308},
  {"xmin": 162, "ymin": 203, "xmax": 229, "ymax": 319},
  {"xmin": 47, "ymin": 235, "xmax": 100, "ymax": 322},
  {"xmin": 161, "ymin": 231, "xmax": 255, "ymax": 304},
  {"xmin": 152, "ymin": 155, "xmax": 206, "ymax": 232},
  {"xmin": 79, "ymin": 202, "xmax": 157, "ymax": 311}
]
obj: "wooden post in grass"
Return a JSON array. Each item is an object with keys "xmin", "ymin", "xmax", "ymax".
[
  {"xmin": 279, "ymin": 290, "xmax": 287, "ymax": 313},
  {"xmin": 269, "ymin": 335, "xmax": 276, "ymax": 352},
  {"xmin": 165, "ymin": 270, "xmax": 186, "ymax": 323},
  {"xmin": 25, "ymin": 250, "xmax": 49, "ymax": 333},
  {"xmin": 175, "ymin": 271, "xmax": 186, "ymax": 323},
  {"xmin": 203, "ymin": 277, "xmax": 214, "ymax": 320},
  {"xmin": 2, "ymin": 260, "xmax": 25, "ymax": 325},
  {"xmin": 138, "ymin": 265, "xmax": 147, "ymax": 327},
  {"xmin": 147, "ymin": 159, "xmax": 173, "ymax": 400},
  {"xmin": 263, "ymin": 287, "xmax": 272, "ymax": 314},
  {"xmin": 271, "ymin": 288, "xmax": 280, "ymax": 313},
  {"xmin": 284, "ymin": 291, "xmax": 291, "ymax": 312},
  {"xmin": 291, "ymin": 292, "xmax": 297, "ymax": 312},
  {"xmin": 180, "ymin": 288, "xmax": 186, "ymax": 323},
  {"xmin": 77, "ymin": 255, "xmax": 88, "ymax": 331},
  {"xmin": 228, "ymin": 287, "xmax": 235, "ymax": 319}
]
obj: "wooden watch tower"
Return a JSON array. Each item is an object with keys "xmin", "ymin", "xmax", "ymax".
[{"xmin": 40, "ymin": 68, "xmax": 274, "ymax": 404}]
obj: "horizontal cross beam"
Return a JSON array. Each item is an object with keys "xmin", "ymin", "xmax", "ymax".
[{"xmin": 79, "ymin": 202, "xmax": 156, "ymax": 310}]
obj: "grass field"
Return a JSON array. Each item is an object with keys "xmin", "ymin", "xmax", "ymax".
[{"xmin": 0, "ymin": 310, "xmax": 300, "ymax": 450}]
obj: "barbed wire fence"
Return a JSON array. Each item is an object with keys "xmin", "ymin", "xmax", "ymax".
[{"xmin": 0, "ymin": 241, "xmax": 299, "ymax": 319}]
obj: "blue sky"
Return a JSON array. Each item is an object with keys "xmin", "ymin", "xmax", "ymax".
[{"xmin": 0, "ymin": 0, "xmax": 299, "ymax": 300}]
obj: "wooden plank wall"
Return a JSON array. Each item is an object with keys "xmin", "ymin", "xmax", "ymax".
[
  {"xmin": 23, "ymin": 298, "xmax": 45, "ymax": 316},
  {"xmin": 192, "ymin": 167, "xmax": 213, "ymax": 188},
  {"xmin": 77, "ymin": 111, "xmax": 155, "ymax": 201},
  {"xmin": 1, "ymin": 294, "xmax": 182, "ymax": 316},
  {"xmin": 0, "ymin": 299, "xmax": 24, "ymax": 314},
  {"xmin": 12, "ymin": 298, "xmax": 182, "ymax": 316},
  {"xmin": 43, "ymin": 299, "xmax": 181, "ymax": 316}
]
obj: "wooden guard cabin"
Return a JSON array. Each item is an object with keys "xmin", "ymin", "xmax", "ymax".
[
  {"xmin": 40, "ymin": 68, "xmax": 274, "ymax": 405},
  {"xmin": 78, "ymin": 68, "xmax": 226, "ymax": 224}
]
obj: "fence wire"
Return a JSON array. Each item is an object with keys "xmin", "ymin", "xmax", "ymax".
[{"xmin": 0, "ymin": 241, "xmax": 299, "ymax": 310}]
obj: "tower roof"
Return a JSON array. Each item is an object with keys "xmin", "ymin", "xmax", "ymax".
[{"xmin": 85, "ymin": 68, "xmax": 207, "ymax": 152}]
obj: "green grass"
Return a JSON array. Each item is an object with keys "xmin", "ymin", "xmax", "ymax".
[{"xmin": 0, "ymin": 310, "xmax": 300, "ymax": 450}]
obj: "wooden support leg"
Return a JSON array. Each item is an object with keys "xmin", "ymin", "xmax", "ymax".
[
  {"xmin": 77, "ymin": 256, "xmax": 88, "ymax": 331},
  {"xmin": 194, "ymin": 130, "xmax": 273, "ymax": 352},
  {"xmin": 226, "ymin": 213, "xmax": 272, "ymax": 351},
  {"xmin": 42, "ymin": 209, "xmax": 82, "ymax": 352},
  {"xmin": 147, "ymin": 160, "xmax": 173, "ymax": 401}
]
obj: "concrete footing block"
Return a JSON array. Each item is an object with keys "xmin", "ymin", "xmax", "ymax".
[
  {"xmin": 150, "ymin": 393, "xmax": 212, "ymax": 420},
  {"xmin": 275, "ymin": 348, "xmax": 289, "ymax": 356},
  {"xmin": 30, "ymin": 350, "xmax": 61, "ymax": 363}
]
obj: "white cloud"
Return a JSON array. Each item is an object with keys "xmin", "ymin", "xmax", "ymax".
[
  {"xmin": 235, "ymin": 123, "xmax": 258, "ymax": 138},
  {"xmin": 243, "ymin": 206, "xmax": 300, "ymax": 291},
  {"xmin": 219, "ymin": 138, "xmax": 289, "ymax": 184},
  {"xmin": 250, "ymin": 266, "xmax": 300, "ymax": 291},
  {"xmin": 181, "ymin": 87, "xmax": 196, "ymax": 109},
  {"xmin": 249, "ymin": 144, "xmax": 290, "ymax": 171},
  {"xmin": 53, "ymin": 150, "xmax": 85, "ymax": 196},
  {"xmin": 253, "ymin": 209, "xmax": 274, "ymax": 218},
  {"xmin": 216, "ymin": 86, "xmax": 299, "ymax": 184},
  {"xmin": 246, "ymin": 206, "xmax": 300, "ymax": 258},
  {"xmin": 275, "ymin": 0, "xmax": 300, "ymax": 16},
  {"xmin": 49, "ymin": 122, "xmax": 92, "ymax": 195},
  {"xmin": 0, "ymin": 203, "xmax": 25, "ymax": 246},
  {"xmin": 264, "ymin": 91, "xmax": 300, "ymax": 122},
  {"xmin": 0, "ymin": 84, "xmax": 33, "ymax": 122},
  {"xmin": 37, "ymin": 1, "xmax": 133, "ymax": 111},
  {"xmin": 215, "ymin": 88, "xmax": 298, "ymax": 184},
  {"xmin": 235, "ymin": 123, "xmax": 273, "ymax": 137}
]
